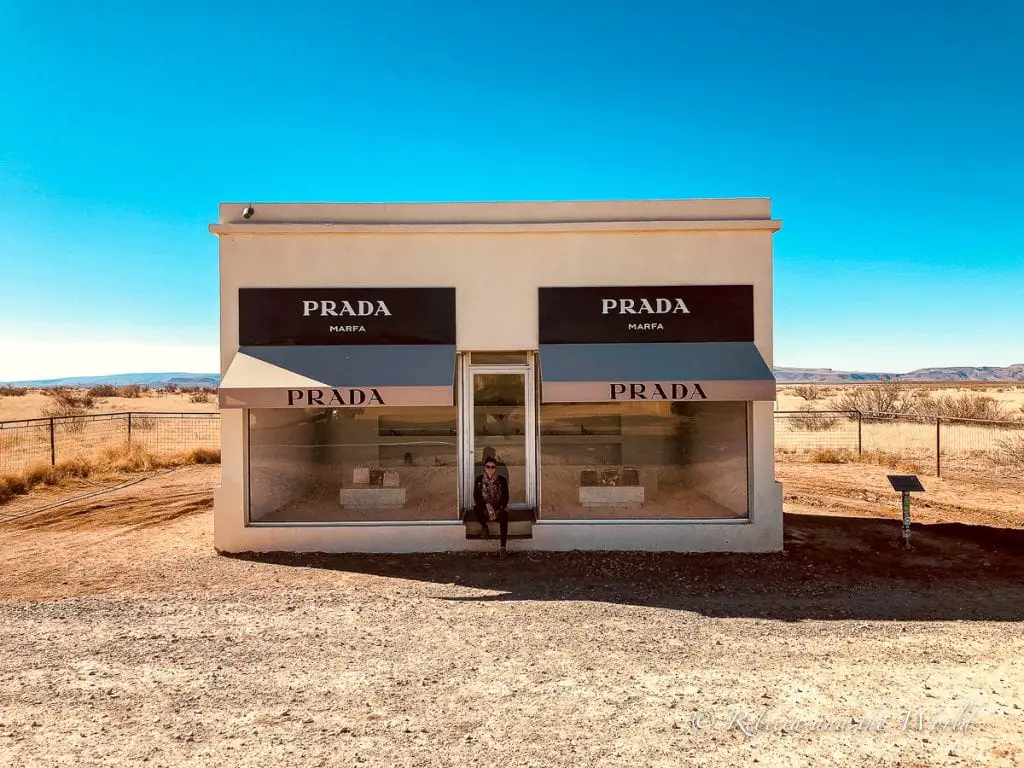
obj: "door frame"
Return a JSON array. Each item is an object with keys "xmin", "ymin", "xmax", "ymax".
[{"xmin": 459, "ymin": 355, "xmax": 538, "ymax": 511}]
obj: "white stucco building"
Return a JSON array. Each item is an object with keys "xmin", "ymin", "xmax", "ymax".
[{"xmin": 210, "ymin": 198, "xmax": 783, "ymax": 552}]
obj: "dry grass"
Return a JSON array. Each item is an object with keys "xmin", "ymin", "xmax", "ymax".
[
  {"xmin": 811, "ymin": 448, "xmax": 850, "ymax": 464},
  {"xmin": 0, "ymin": 385, "xmax": 28, "ymax": 397},
  {"xmin": 0, "ymin": 444, "xmax": 220, "ymax": 505}
]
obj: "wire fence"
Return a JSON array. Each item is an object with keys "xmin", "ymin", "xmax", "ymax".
[
  {"xmin": 775, "ymin": 410, "xmax": 1024, "ymax": 487},
  {"xmin": 0, "ymin": 412, "xmax": 220, "ymax": 474},
  {"xmin": 2, "ymin": 409, "xmax": 1021, "ymax": 493}
]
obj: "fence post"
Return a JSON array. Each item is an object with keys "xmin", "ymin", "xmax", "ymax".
[
  {"xmin": 127, "ymin": 412, "xmax": 132, "ymax": 446},
  {"xmin": 49, "ymin": 417, "xmax": 56, "ymax": 466},
  {"xmin": 936, "ymin": 417, "xmax": 941, "ymax": 477},
  {"xmin": 857, "ymin": 412, "xmax": 862, "ymax": 456}
]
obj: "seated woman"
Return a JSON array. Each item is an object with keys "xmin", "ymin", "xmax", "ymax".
[{"xmin": 473, "ymin": 457, "xmax": 510, "ymax": 556}]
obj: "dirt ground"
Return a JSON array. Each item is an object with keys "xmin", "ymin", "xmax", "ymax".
[{"xmin": 1, "ymin": 465, "xmax": 1023, "ymax": 767}]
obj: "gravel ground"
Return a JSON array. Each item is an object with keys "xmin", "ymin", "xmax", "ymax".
[{"xmin": 1, "ymin": 465, "xmax": 1023, "ymax": 767}]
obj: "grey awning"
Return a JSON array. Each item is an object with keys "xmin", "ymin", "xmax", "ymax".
[
  {"xmin": 219, "ymin": 345, "xmax": 455, "ymax": 408},
  {"xmin": 539, "ymin": 342, "xmax": 775, "ymax": 403}
]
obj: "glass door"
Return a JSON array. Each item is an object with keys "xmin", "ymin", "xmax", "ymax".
[{"xmin": 461, "ymin": 358, "xmax": 537, "ymax": 511}]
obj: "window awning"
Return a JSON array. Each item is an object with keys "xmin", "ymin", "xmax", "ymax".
[
  {"xmin": 219, "ymin": 345, "xmax": 456, "ymax": 409},
  {"xmin": 539, "ymin": 342, "xmax": 775, "ymax": 403}
]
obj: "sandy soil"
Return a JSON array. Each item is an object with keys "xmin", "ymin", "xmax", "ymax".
[
  {"xmin": 0, "ymin": 389, "xmax": 218, "ymax": 421},
  {"xmin": 1, "ymin": 465, "xmax": 1023, "ymax": 767}
]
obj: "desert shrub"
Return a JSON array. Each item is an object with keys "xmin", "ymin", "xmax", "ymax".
[
  {"xmin": 118, "ymin": 384, "xmax": 144, "ymax": 398},
  {"xmin": 787, "ymin": 404, "xmax": 840, "ymax": 432},
  {"xmin": 87, "ymin": 384, "xmax": 118, "ymax": 397},
  {"xmin": 189, "ymin": 391, "xmax": 211, "ymax": 403},
  {"xmin": 40, "ymin": 390, "xmax": 93, "ymax": 433},
  {"xmin": 0, "ymin": 385, "xmax": 28, "ymax": 397},
  {"xmin": 924, "ymin": 393, "xmax": 1010, "ymax": 422},
  {"xmin": 831, "ymin": 381, "xmax": 916, "ymax": 416},
  {"xmin": 160, "ymin": 383, "xmax": 179, "ymax": 394},
  {"xmin": 0, "ymin": 473, "xmax": 27, "ymax": 504},
  {"xmin": 812, "ymin": 448, "xmax": 850, "ymax": 464},
  {"xmin": 792, "ymin": 384, "xmax": 824, "ymax": 401},
  {"xmin": 131, "ymin": 415, "xmax": 156, "ymax": 431},
  {"xmin": 859, "ymin": 450, "xmax": 921, "ymax": 474},
  {"xmin": 992, "ymin": 434, "xmax": 1024, "ymax": 469},
  {"xmin": 43, "ymin": 388, "xmax": 95, "ymax": 411},
  {"xmin": 178, "ymin": 447, "xmax": 220, "ymax": 464}
]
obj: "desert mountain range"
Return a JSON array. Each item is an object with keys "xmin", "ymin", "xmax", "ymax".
[
  {"xmin": 775, "ymin": 364, "xmax": 1024, "ymax": 383},
  {"xmin": 4, "ymin": 365, "xmax": 1023, "ymax": 388}
]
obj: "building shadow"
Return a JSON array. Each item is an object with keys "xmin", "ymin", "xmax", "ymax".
[{"xmin": 225, "ymin": 513, "xmax": 1024, "ymax": 622}]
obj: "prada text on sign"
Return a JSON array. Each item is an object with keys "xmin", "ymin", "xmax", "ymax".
[{"xmin": 541, "ymin": 379, "xmax": 777, "ymax": 403}]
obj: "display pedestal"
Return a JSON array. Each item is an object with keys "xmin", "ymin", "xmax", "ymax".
[{"xmin": 579, "ymin": 486, "xmax": 645, "ymax": 507}]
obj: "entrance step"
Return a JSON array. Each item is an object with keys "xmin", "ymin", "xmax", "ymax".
[{"xmin": 463, "ymin": 509, "xmax": 535, "ymax": 540}]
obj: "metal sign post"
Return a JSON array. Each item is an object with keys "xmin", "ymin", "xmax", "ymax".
[
  {"xmin": 888, "ymin": 475, "xmax": 925, "ymax": 551},
  {"xmin": 901, "ymin": 491, "xmax": 912, "ymax": 549}
]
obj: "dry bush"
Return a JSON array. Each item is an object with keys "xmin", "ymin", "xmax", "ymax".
[
  {"xmin": 925, "ymin": 393, "xmax": 1010, "ymax": 422},
  {"xmin": 792, "ymin": 385, "xmax": 825, "ymax": 401},
  {"xmin": 189, "ymin": 391, "xmax": 211, "ymax": 403},
  {"xmin": 42, "ymin": 388, "xmax": 95, "ymax": 412},
  {"xmin": 787, "ymin": 404, "xmax": 840, "ymax": 431},
  {"xmin": 160, "ymin": 383, "xmax": 179, "ymax": 394},
  {"xmin": 831, "ymin": 381, "xmax": 916, "ymax": 415},
  {"xmin": 0, "ymin": 474, "xmax": 27, "ymax": 503},
  {"xmin": 992, "ymin": 434, "xmax": 1024, "ymax": 469},
  {"xmin": 40, "ymin": 390, "xmax": 93, "ymax": 434},
  {"xmin": 131, "ymin": 415, "xmax": 156, "ymax": 431},
  {"xmin": 0, "ymin": 385, "xmax": 28, "ymax": 397},
  {"xmin": 177, "ymin": 446, "xmax": 220, "ymax": 464},
  {"xmin": 0, "ymin": 457, "xmax": 93, "ymax": 504},
  {"xmin": 812, "ymin": 448, "xmax": 851, "ymax": 464},
  {"xmin": 118, "ymin": 384, "xmax": 145, "ymax": 398},
  {"xmin": 859, "ymin": 450, "xmax": 921, "ymax": 474},
  {"xmin": 87, "ymin": 384, "xmax": 118, "ymax": 398}
]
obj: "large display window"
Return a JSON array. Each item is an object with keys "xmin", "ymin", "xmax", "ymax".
[
  {"xmin": 248, "ymin": 407, "xmax": 459, "ymax": 523},
  {"xmin": 538, "ymin": 401, "xmax": 749, "ymax": 519}
]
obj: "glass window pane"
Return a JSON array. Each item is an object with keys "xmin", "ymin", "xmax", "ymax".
[
  {"xmin": 248, "ymin": 407, "xmax": 458, "ymax": 522},
  {"xmin": 472, "ymin": 373, "xmax": 526, "ymax": 506},
  {"xmin": 539, "ymin": 402, "xmax": 748, "ymax": 519}
]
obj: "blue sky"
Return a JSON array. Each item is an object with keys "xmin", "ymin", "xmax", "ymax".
[{"xmin": 1, "ymin": 0, "xmax": 1021, "ymax": 379}]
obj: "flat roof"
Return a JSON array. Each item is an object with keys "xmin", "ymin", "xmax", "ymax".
[{"xmin": 211, "ymin": 198, "xmax": 781, "ymax": 234}]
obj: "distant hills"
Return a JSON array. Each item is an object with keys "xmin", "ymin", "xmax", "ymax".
[
  {"xmin": 2, "ymin": 373, "xmax": 219, "ymax": 388},
  {"xmin": 775, "ymin": 364, "xmax": 1024, "ymax": 383},
  {"xmin": 4, "ymin": 365, "xmax": 1023, "ymax": 388}
]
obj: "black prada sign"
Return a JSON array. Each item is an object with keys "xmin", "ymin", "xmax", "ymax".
[
  {"xmin": 287, "ymin": 388, "xmax": 384, "ymax": 406},
  {"xmin": 538, "ymin": 285, "xmax": 754, "ymax": 344},
  {"xmin": 610, "ymin": 382, "xmax": 708, "ymax": 401},
  {"xmin": 239, "ymin": 288, "xmax": 456, "ymax": 346}
]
